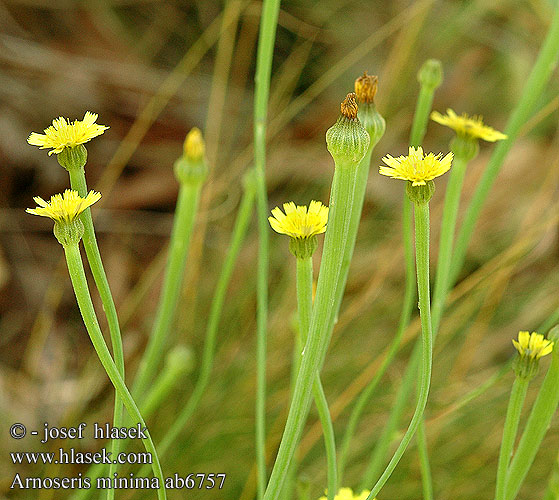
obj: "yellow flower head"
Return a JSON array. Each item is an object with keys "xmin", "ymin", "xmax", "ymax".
[
  {"xmin": 513, "ymin": 331, "xmax": 554, "ymax": 360},
  {"xmin": 269, "ymin": 201, "xmax": 329, "ymax": 239},
  {"xmin": 26, "ymin": 189, "xmax": 101, "ymax": 223},
  {"xmin": 318, "ymin": 487, "xmax": 373, "ymax": 500},
  {"xmin": 431, "ymin": 109, "xmax": 507, "ymax": 142},
  {"xmin": 28, "ymin": 111, "xmax": 109, "ymax": 155},
  {"xmin": 379, "ymin": 146, "xmax": 453, "ymax": 186}
]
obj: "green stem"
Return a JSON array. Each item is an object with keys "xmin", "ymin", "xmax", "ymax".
[
  {"xmin": 263, "ymin": 161, "xmax": 358, "ymax": 500},
  {"xmin": 71, "ymin": 346, "xmax": 193, "ymax": 500},
  {"xmin": 68, "ymin": 167, "xmax": 124, "ymax": 500},
  {"xmin": 359, "ymin": 349, "xmax": 416, "ymax": 490},
  {"xmin": 153, "ymin": 181, "xmax": 255, "ymax": 458},
  {"xmin": 141, "ymin": 348, "xmax": 193, "ymax": 419},
  {"xmin": 495, "ymin": 376, "xmax": 530, "ymax": 500},
  {"xmin": 296, "ymin": 257, "xmax": 337, "ymax": 500},
  {"xmin": 253, "ymin": 1, "xmax": 281, "ymax": 496},
  {"xmin": 331, "ymin": 130, "xmax": 381, "ymax": 326},
  {"xmin": 417, "ymin": 414, "xmax": 434, "ymax": 500},
  {"xmin": 358, "ymin": 63, "xmax": 438, "ymax": 490},
  {"xmin": 62, "ymin": 243, "xmax": 166, "ymax": 500},
  {"xmin": 409, "ymin": 68, "xmax": 440, "ymax": 500},
  {"xmin": 431, "ymin": 154, "xmax": 469, "ymax": 333},
  {"xmin": 543, "ymin": 450, "xmax": 559, "ymax": 500},
  {"xmin": 133, "ymin": 178, "xmax": 255, "ymax": 480},
  {"xmin": 296, "ymin": 257, "xmax": 313, "ymax": 341},
  {"xmin": 337, "ymin": 309, "xmax": 407, "ymax": 485},
  {"xmin": 410, "ymin": 86, "xmax": 436, "ymax": 147},
  {"xmin": 133, "ymin": 182, "xmax": 202, "ymax": 399},
  {"xmin": 504, "ymin": 351, "xmax": 559, "ymax": 500},
  {"xmin": 366, "ymin": 200, "xmax": 433, "ymax": 500},
  {"xmin": 449, "ymin": 1, "xmax": 559, "ymax": 286}
]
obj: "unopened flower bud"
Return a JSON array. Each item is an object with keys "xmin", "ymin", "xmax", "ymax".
[
  {"xmin": 418, "ymin": 59, "xmax": 443, "ymax": 90},
  {"xmin": 326, "ymin": 93, "xmax": 370, "ymax": 165},
  {"xmin": 175, "ymin": 128, "xmax": 209, "ymax": 185},
  {"xmin": 183, "ymin": 127, "xmax": 205, "ymax": 162}
]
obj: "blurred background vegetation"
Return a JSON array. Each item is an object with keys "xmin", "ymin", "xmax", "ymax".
[{"xmin": 1, "ymin": 0, "xmax": 558, "ymax": 499}]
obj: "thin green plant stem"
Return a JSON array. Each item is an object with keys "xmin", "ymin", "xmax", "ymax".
[
  {"xmin": 141, "ymin": 347, "xmax": 193, "ymax": 419},
  {"xmin": 313, "ymin": 380, "xmax": 337, "ymax": 500},
  {"xmin": 504, "ymin": 349, "xmax": 559, "ymax": 500},
  {"xmin": 68, "ymin": 166, "xmax": 124, "ymax": 500},
  {"xmin": 430, "ymin": 154, "xmax": 469, "ymax": 333},
  {"xmin": 337, "ymin": 308, "xmax": 406, "ymax": 485},
  {"xmin": 410, "ymin": 87, "xmax": 436, "ymax": 148},
  {"xmin": 263, "ymin": 161, "xmax": 358, "ymax": 500},
  {"xmin": 358, "ymin": 349, "xmax": 416, "ymax": 490},
  {"xmin": 366, "ymin": 201, "xmax": 433, "ymax": 500},
  {"xmin": 133, "ymin": 182, "xmax": 202, "ymax": 399},
  {"xmin": 331, "ymin": 147, "xmax": 372, "ymax": 323},
  {"xmin": 74, "ymin": 346, "xmax": 193, "ymax": 500},
  {"xmin": 417, "ymin": 416, "xmax": 434, "ymax": 500},
  {"xmin": 359, "ymin": 356, "xmax": 511, "ymax": 493},
  {"xmin": 495, "ymin": 376, "xmax": 530, "ymax": 500},
  {"xmin": 449, "ymin": 2, "xmax": 559, "ymax": 285},
  {"xmin": 154, "ymin": 181, "xmax": 255, "ymax": 457},
  {"xmin": 133, "ymin": 177, "xmax": 256, "ymax": 480},
  {"xmin": 296, "ymin": 257, "xmax": 337, "ymax": 500},
  {"xmin": 62, "ymin": 243, "xmax": 166, "ymax": 500},
  {"xmin": 253, "ymin": 1, "xmax": 281, "ymax": 496},
  {"xmin": 408, "ymin": 62, "xmax": 441, "ymax": 500},
  {"xmin": 543, "ymin": 450, "xmax": 559, "ymax": 500},
  {"xmin": 356, "ymin": 61, "xmax": 438, "ymax": 489}
]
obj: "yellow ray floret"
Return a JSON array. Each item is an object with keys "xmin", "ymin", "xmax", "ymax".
[
  {"xmin": 27, "ymin": 111, "xmax": 109, "ymax": 155},
  {"xmin": 318, "ymin": 487, "xmax": 373, "ymax": 500},
  {"xmin": 27, "ymin": 189, "xmax": 101, "ymax": 223},
  {"xmin": 513, "ymin": 331, "xmax": 554, "ymax": 360},
  {"xmin": 431, "ymin": 108, "xmax": 507, "ymax": 142},
  {"xmin": 269, "ymin": 200, "xmax": 328, "ymax": 239},
  {"xmin": 379, "ymin": 146, "xmax": 453, "ymax": 186}
]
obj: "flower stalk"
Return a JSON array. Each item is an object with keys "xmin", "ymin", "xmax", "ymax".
[
  {"xmin": 26, "ymin": 190, "xmax": 166, "ymax": 500},
  {"xmin": 261, "ymin": 93, "xmax": 368, "ymax": 500},
  {"xmin": 269, "ymin": 199, "xmax": 335, "ymax": 500},
  {"xmin": 28, "ymin": 113, "xmax": 125, "ymax": 499},
  {"xmin": 364, "ymin": 146, "xmax": 451, "ymax": 499},
  {"xmin": 253, "ymin": 1, "xmax": 282, "ymax": 494},
  {"xmin": 152, "ymin": 168, "xmax": 256, "ymax": 458},
  {"xmin": 63, "ymin": 243, "xmax": 167, "ymax": 500},
  {"xmin": 296, "ymin": 257, "xmax": 337, "ymax": 500},
  {"xmin": 366, "ymin": 198, "xmax": 433, "ymax": 500},
  {"xmin": 331, "ymin": 72, "xmax": 385, "ymax": 326},
  {"xmin": 494, "ymin": 376, "xmax": 529, "ymax": 500},
  {"xmin": 133, "ymin": 129, "xmax": 208, "ymax": 399},
  {"xmin": 66, "ymin": 161, "xmax": 126, "ymax": 500}
]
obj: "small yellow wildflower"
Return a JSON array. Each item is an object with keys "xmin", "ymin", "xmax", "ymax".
[
  {"xmin": 269, "ymin": 201, "xmax": 328, "ymax": 239},
  {"xmin": 513, "ymin": 331, "xmax": 554, "ymax": 360},
  {"xmin": 318, "ymin": 487, "xmax": 373, "ymax": 500},
  {"xmin": 26, "ymin": 189, "xmax": 101, "ymax": 223},
  {"xmin": 379, "ymin": 146, "xmax": 453, "ymax": 186},
  {"xmin": 28, "ymin": 111, "xmax": 109, "ymax": 155},
  {"xmin": 431, "ymin": 108, "xmax": 507, "ymax": 142}
]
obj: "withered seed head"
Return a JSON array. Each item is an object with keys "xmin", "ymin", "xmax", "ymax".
[
  {"xmin": 341, "ymin": 92, "xmax": 359, "ymax": 120},
  {"xmin": 354, "ymin": 72, "xmax": 378, "ymax": 104}
]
